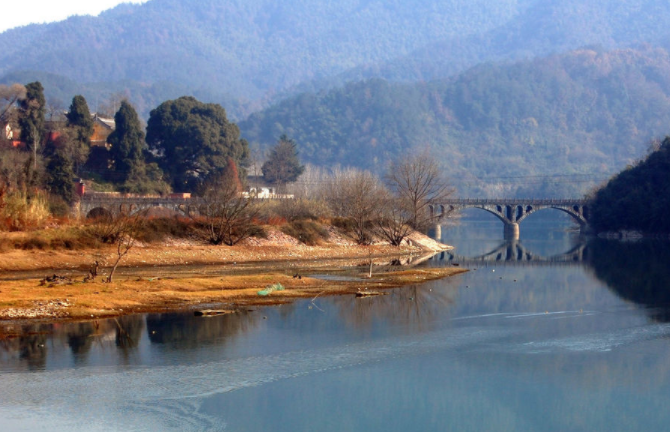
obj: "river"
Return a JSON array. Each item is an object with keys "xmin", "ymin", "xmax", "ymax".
[{"xmin": 2, "ymin": 210, "xmax": 670, "ymax": 431}]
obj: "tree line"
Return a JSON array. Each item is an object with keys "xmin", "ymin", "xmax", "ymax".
[
  {"xmin": 0, "ymin": 82, "xmax": 262, "ymax": 221},
  {"xmin": 1, "ymin": 81, "xmax": 453, "ymax": 250},
  {"xmin": 589, "ymin": 137, "xmax": 670, "ymax": 234}
]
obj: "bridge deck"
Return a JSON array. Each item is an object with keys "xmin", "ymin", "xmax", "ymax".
[{"xmin": 440, "ymin": 198, "xmax": 588, "ymax": 206}]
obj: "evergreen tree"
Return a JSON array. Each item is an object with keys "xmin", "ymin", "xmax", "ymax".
[
  {"xmin": 146, "ymin": 96, "xmax": 249, "ymax": 192},
  {"xmin": 107, "ymin": 101, "xmax": 145, "ymax": 183},
  {"xmin": 66, "ymin": 95, "xmax": 94, "ymax": 175},
  {"xmin": 262, "ymin": 135, "xmax": 305, "ymax": 187},
  {"xmin": 18, "ymin": 82, "xmax": 46, "ymax": 169},
  {"xmin": 45, "ymin": 135, "xmax": 76, "ymax": 203},
  {"xmin": 66, "ymin": 95, "xmax": 94, "ymax": 131}
]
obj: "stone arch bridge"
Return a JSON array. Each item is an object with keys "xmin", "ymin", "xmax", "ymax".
[
  {"xmin": 79, "ymin": 195, "xmax": 196, "ymax": 218},
  {"xmin": 430, "ymin": 199, "xmax": 590, "ymax": 239}
]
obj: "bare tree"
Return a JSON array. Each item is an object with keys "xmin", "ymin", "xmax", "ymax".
[
  {"xmin": 286, "ymin": 164, "xmax": 329, "ymax": 199},
  {"xmin": 87, "ymin": 206, "xmax": 145, "ymax": 283},
  {"xmin": 373, "ymin": 190, "xmax": 415, "ymax": 246},
  {"xmin": 197, "ymin": 172, "xmax": 262, "ymax": 246},
  {"xmin": 323, "ymin": 167, "xmax": 386, "ymax": 244},
  {"xmin": 97, "ymin": 91, "xmax": 130, "ymax": 118},
  {"xmin": 0, "ymin": 84, "xmax": 26, "ymax": 125},
  {"xmin": 386, "ymin": 152, "xmax": 454, "ymax": 231},
  {"xmin": 247, "ymin": 142, "xmax": 265, "ymax": 179},
  {"xmin": 106, "ymin": 216, "xmax": 144, "ymax": 283},
  {"xmin": 0, "ymin": 147, "xmax": 31, "ymax": 192}
]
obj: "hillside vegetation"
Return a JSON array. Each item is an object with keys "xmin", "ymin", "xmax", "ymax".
[
  {"xmin": 4, "ymin": 0, "xmax": 670, "ymax": 117},
  {"xmin": 241, "ymin": 47, "xmax": 670, "ymax": 197},
  {"xmin": 301, "ymin": 0, "xmax": 670, "ymax": 90},
  {"xmin": 0, "ymin": 0, "xmax": 529, "ymax": 117},
  {"xmin": 590, "ymin": 138, "xmax": 670, "ymax": 234}
]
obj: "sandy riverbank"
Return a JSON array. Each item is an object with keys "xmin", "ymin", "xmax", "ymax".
[{"xmin": 0, "ymin": 229, "xmax": 464, "ymax": 322}]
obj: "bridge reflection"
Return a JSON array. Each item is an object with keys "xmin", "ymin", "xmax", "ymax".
[{"xmin": 431, "ymin": 241, "xmax": 589, "ymax": 267}]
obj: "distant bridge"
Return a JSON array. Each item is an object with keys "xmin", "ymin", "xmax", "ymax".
[
  {"xmin": 79, "ymin": 195, "xmax": 195, "ymax": 218},
  {"xmin": 78, "ymin": 192, "xmax": 292, "ymax": 218},
  {"xmin": 79, "ymin": 194, "xmax": 590, "ymax": 240},
  {"xmin": 431, "ymin": 199, "xmax": 590, "ymax": 239}
]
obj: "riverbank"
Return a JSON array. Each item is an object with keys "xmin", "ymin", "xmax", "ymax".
[{"xmin": 0, "ymin": 228, "xmax": 464, "ymax": 322}]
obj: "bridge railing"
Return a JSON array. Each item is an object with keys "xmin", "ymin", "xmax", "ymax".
[{"xmin": 438, "ymin": 198, "xmax": 588, "ymax": 206}]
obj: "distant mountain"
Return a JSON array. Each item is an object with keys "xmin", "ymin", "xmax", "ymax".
[
  {"xmin": 0, "ymin": 0, "xmax": 531, "ymax": 116},
  {"xmin": 240, "ymin": 47, "xmax": 670, "ymax": 197},
  {"xmin": 289, "ymin": 0, "xmax": 670, "ymax": 93},
  {"xmin": 0, "ymin": 70, "xmax": 246, "ymax": 121},
  {"xmin": 5, "ymin": 0, "xmax": 670, "ymax": 118}
]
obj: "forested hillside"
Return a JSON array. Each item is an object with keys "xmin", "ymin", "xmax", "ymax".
[
  {"xmin": 0, "ymin": 0, "xmax": 529, "ymax": 116},
  {"xmin": 0, "ymin": 70, "xmax": 245, "ymax": 121},
  {"xmin": 303, "ymin": 0, "xmax": 670, "ymax": 89},
  {"xmin": 4, "ymin": 0, "xmax": 670, "ymax": 118},
  {"xmin": 241, "ymin": 47, "xmax": 670, "ymax": 197},
  {"xmin": 589, "ymin": 138, "xmax": 670, "ymax": 234}
]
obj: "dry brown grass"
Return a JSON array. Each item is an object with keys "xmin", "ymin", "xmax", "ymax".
[{"xmin": 0, "ymin": 268, "xmax": 466, "ymax": 321}]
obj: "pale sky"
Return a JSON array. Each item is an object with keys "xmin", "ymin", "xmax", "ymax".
[{"xmin": 1, "ymin": 0, "xmax": 149, "ymax": 33}]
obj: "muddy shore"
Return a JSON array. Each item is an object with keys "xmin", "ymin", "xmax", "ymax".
[{"xmin": 0, "ymin": 232, "xmax": 465, "ymax": 322}]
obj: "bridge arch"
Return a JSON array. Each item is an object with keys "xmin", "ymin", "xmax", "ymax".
[
  {"xmin": 458, "ymin": 205, "xmax": 512, "ymax": 225},
  {"xmin": 435, "ymin": 199, "xmax": 591, "ymax": 240},
  {"xmin": 515, "ymin": 205, "xmax": 589, "ymax": 227},
  {"xmin": 86, "ymin": 207, "xmax": 113, "ymax": 220}
]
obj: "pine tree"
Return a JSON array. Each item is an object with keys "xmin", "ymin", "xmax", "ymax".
[
  {"xmin": 108, "ymin": 101, "xmax": 145, "ymax": 184},
  {"xmin": 262, "ymin": 135, "xmax": 305, "ymax": 187},
  {"xmin": 66, "ymin": 95, "xmax": 94, "ymax": 175},
  {"xmin": 45, "ymin": 135, "xmax": 76, "ymax": 204},
  {"xmin": 18, "ymin": 82, "xmax": 46, "ymax": 169}
]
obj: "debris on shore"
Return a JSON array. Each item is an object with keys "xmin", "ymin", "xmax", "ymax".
[
  {"xmin": 194, "ymin": 309, "xmax": 237, "ymax": 317},
  {"xmin": 355, "ymin": 291, "xmax": 387, "ymax": 298}
]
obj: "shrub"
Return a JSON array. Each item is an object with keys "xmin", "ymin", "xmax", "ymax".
[
  {"xmin": 1, "ymin": 191, "xmax": 50, "ymax": 231},
  {"xmin": 281, "ymin": 220, "xmax": 330, "ymax": 245},
  {"xmin": 136, "ymin": 217, "xmax": 196, "ymax": 243},
  {"xmin": 331, "ymin": 217, "xmax": 356, "ymax": 232},
  {"xmin": 262, "ymin": 198, "xmax": 330, "ymax": 222},
  {"xmin": 48, "ymin": 195, "xmax": 71, "ymax": 218}
]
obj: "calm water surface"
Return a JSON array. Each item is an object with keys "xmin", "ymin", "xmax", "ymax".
[{"xmin": 2, "ymin": 211, "xmax": 670, "ymax": 431}]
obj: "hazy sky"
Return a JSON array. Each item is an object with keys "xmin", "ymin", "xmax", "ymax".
[{"xmin": 1, "ymin": 1, "xmax": 148, "ymax": 33}]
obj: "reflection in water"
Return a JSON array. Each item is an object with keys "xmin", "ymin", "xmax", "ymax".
[
  {"xmin": 6, "ymin": 215, "xmax": 670, "ymax": 431},
  {"xmin": 329, "ymin": 282, "xmax": 458, "ymax": 332},
  {"xmin": 66, "ymin": 322, "xmax": 96, "ymax": 362},
  {"xmin": 433, "ymin": 240, "xmax": 589, "ymax": 266},
  {"xmin": 0, "ymin": 311, "xmax": 260, "ymax": 370},
  {"xmin": 147, "ymin": 310, "xmax": 259, "ymax": 349},
  {"xmin": 586, "ymin": 239, "xmax": 670, "ymax": 322}
]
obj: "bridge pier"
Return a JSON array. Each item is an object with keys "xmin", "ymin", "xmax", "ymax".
[
  {"xmin": 504, "ymin": 223, "xmax": 519, "ymax": 241},
  {"xmin": 428, "ymin": 224, "xmax": 442, "ymax": 240}
]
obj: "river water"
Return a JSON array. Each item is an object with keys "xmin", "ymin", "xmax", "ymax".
[{"xmin": 2, "ymin": 211, "xmax": 670, "ymax": 431}]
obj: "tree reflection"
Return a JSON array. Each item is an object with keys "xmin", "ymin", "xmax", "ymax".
[
  {"xmin": 328, "ymin": 280, "xmax": 458, "ymax": 332},
  {"xmin": 147, "ymin": 310, "xmax": 259, "ymax": 349},
  {"xmin": 0, "ymin": 324, "xmax": 52, "ymax": 371},
  {"xmin": 66, "ymin": 322, "xmax": 96, "ymax": 361},
  {"xmin": 115, "ymin": 315, "xmax": 144, "ymax": 350},
  {"xmin": 586, "ymin": 239, "xmax": 670, "ymax": 322}
]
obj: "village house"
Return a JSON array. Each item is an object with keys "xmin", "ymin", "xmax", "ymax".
[
  {"xmin": 1, "ymin": 123, "xmax": 22, "ymax": 148},
  {"xmin": 90, "ymin": 114, "xmax": 115, "ymax": 147},
  {"xmin": 8, "ymin": 112, "xmax": 116, "ymax": 148}
]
